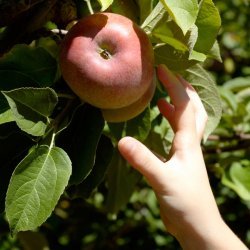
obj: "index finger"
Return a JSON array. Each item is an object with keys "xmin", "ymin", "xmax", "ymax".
[
  {"xmin": 157, "ymin": 64, "xmax": 189, "ymax": 108},
  {"xmin": 157, "ymin": 64, "xmax": 197, "ymax": 138}
]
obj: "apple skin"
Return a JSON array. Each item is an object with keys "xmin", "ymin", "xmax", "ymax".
[
  {"xmin": 102, "ymin": 76, "xmax": 156, "ymax": 122},
  {"xmin": 60, "ymin": 12, "xmax": 154, "ymax": 111}
]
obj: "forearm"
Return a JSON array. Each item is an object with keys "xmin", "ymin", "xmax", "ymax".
[{"xmin": 176, "ymin": 219, "xmax": 248, "ymax": 250}]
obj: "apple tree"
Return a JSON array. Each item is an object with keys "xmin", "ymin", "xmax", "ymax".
[{"xmin": 0, "ymin": 0, "xmax": 249, "ymax": 248}]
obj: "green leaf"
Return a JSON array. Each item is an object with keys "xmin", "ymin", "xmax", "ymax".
[
  {"xmin": 148, "ymin": 0, "xmax": 220, "ymax": 64},
  {"xmin": 186, "ymin": 24, "xmax": 199, "ymax": 55},
  {"xmin": 152, "ymin": 19, "xmax": 189, "ymax": 52},
  {"xmin": 5, "ymin": 145, "xmax": 72, "ymax": 235},
  {"xmin": 219, "ymin": 87, "xmax": 238, "ymax": 112},
  {"xmin": 126, "ymin": 107, "xmax": 151, "ymax": 141},
  {"xmin": 106, "ymin": 122, "xmax": 125, "ymax": 141},
  {"xmin": 144, "ymin": 130, "xmax": 167, "ymax": 160},
  {"xmin": 97, "ymin": 0, "xmax": 113, "ymax": 11},
  {"xmin": 152, "ymin": 20, "xmax": 205, "ymax": 62},
  {"xmin": 193, "ymin": 0, "xmax": 221, "ymax": 54},
  {"xmin": 0, "ymin": 109, "xmax": 14, "ymax": 124},
  {"xmin": 145, "ymin": 114, "xmax": 173, "ymax": 159},
  {"xmin": 185, "ymin": 64, "xmax": 222, "ymax": 140},
  {"xmin": 2, "ymin": 88, "xmax": 58, "ymax": 136},
  {"xmin": 207, "ymin": 40, "xmax": 222, "ymax": 62},
  {"xmin": 152, "ymin": 21, "xmax": 203, "ymax": 64},
  {"xmin": 67, "ymin": 136, "xmax": 114, "ymax": 198},
  {"xmin": 36, "ymin": 37, "xmax": 60, "ymax": 60},
  {"xmin": 104, "ymin": 107, "xmax": 152, "ymax": 143},
  {"xmin": 57, "ymin": 104, "xmax": 105, "ymax": 185},
  {"xmin": 154, "ymin": 44, "xmax": 196, "ymax": 71},
  {"xmin": 106, "ymin": 150, "xmax": 141, "ymax": 214},
  {"xmin": 237, "ymin": 88, "xmax": 250, "ymax": 102},
  {"xmin": 222, "ymin": 162, "xmax": 250, "ymax": 201},
  {"xmin": 141, "ymin": 1, "xmax": 166, "ymax": 34},
  {"xmin": 223, "ymin": 77, "xmax": 250, "ymax": 92},
  {"xmin": 0, "ymin": 44, "xmax": 58, "ymax": 87},
  {"xmin": 3, "ymin": 88, "xmax": 58, "ymax": 117},
  {"xmin": 189, "ymin": 50, "xmax": 207, "ymax": 62},
  {"xmin": 160, "ymin": 0, "xmax": 199, "ymax": 35}
]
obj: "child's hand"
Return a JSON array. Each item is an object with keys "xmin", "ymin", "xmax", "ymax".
[{"xmin": 118, "ymin": 65, "xmax": 247, "ymax": 250}]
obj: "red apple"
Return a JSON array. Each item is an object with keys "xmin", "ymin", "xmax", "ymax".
[
  {"xmin": 60, "ymin": 12, "xmax": 154, "ymax": 121},
  {"xmin": 102, "ymin": 76, "xmax": 156, "ymax": 122}
]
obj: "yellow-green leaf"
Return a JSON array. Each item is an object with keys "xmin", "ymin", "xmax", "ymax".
[
  {"xmin": 6, "ymin": 145, "xmax": 72, "ymax": 235},
  {"xmin": 97, "ymin": 0, "xmax": 113, "ymax": 11},
  {"xmin": 160, "ymin": 0, "xmax": 199, "ymax": 35}
]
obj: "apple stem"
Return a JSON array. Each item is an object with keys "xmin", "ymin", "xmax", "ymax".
[{"xmin": 84, "ymin": 0, "xmax": 94, "ymax": 15}]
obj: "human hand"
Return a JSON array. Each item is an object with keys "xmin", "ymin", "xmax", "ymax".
[
  {"xmin": 118, "ymin": 65, "xmax": 247, "ymax": 250},
  {"xmin": 119, "ymin": 64, "xmax": 218, "ymax": 236}
]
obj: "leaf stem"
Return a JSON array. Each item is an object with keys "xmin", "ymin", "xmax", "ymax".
[
  {"xmin": 49, "ymin": 132, "xmax": 56, "ymax": 150},
  {"xmin": 84, "ymin": 0, "xmax": 94, "ymax": 15},
  {"xmin": 40, "ymin": 99, "xmax": 77, "ymax": 146}
]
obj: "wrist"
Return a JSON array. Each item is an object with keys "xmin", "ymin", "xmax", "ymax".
[{"xmin": 176, "ymin": 218, "xmax": 247, "ymax": 250}]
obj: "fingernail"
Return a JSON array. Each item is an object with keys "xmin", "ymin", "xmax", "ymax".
[
  {"xmin": 157, "ymin": 64, "xmax": 178, "ymax": 84},
  {"xmin": 177, "ymin": 75, "xmax": 193, "ymax": 89},
  {"xmin": 157, "ymin": 98, "xmax": 166, "ymax": 105},
  {"xmin": 158, "ymin": 64, "xmax": 170, "ymax": 73}
]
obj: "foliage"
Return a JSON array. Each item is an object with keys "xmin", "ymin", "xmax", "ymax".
[{"xmin": 0, "ymin": 0, "xmax": 249, "ymax": 249}]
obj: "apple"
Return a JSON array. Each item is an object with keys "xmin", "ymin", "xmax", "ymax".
[
  {"xmin": 60, "ymin": 12, "xmax": 155, "ymax": 121},
  {"xmin": 102, "ymin": 76, "xmax": 156, "ymax": 122}
]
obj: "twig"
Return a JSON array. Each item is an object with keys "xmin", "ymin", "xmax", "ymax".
[
  {"xmin": 204, "ymin": 140, "xmax": 250, "ymax": 154},
  {"xmin": 207, "ymin": 133, "xmax": 250, "ymax": 141}
]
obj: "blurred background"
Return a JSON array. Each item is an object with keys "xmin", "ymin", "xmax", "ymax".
[{"xmin": 0, "ymin": 0, "xmax": 250, "ymax": 249}]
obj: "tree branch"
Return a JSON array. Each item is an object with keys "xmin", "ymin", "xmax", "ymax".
[{"xmin": 204, "ymin": 133, "xmax": 250, "ymax": 154}]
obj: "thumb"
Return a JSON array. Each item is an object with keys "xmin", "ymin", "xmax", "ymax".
[{"xmin": 118, "ymin": 136, "xmax": 167, "ymax": 190}]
